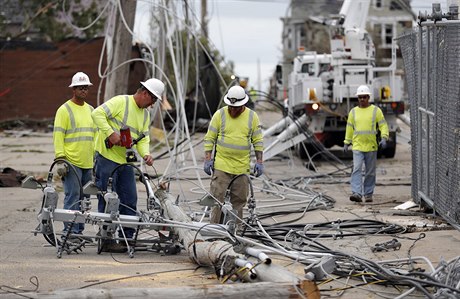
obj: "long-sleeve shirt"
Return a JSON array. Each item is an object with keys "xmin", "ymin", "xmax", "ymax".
[
  {"xmin": 92, "ymin": 95, "xmax": 150, "ymax": 164},
  {"xmin": 344, "ymin": 105, "xmax": 389, "ymax": 152},
  {"xmin": 204, "ymin": 107, "xmax": 264, "ymax": 175},
  {"xmin": 53, "ymin": 100, "xmax": 96, "ymax": 169}
]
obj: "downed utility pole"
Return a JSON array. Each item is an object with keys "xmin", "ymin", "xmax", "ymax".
[{"xmin": 154, "ymin": 188, "xmax": 319, "ymax": 298}]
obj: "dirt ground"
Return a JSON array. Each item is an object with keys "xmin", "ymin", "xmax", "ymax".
[{"xmin": 0, "ymin": 110, "xmax": 459, "ymax": 298}]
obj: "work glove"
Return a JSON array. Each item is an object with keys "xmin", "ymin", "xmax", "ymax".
[
  {"xmin": 379, "ymin": 138, "xmax": 387, "ymax": 150},
  {"xmin": 343, "ymin": 144, "xmax": 349, "ymax": 153},
  {"xmin": 254, "ymin": 162, "xmax": 264, "ymax": 177},
  {"xmin": 204, "ymin": 159, "xmax": 214, "ymax": 175},
  {"xmin": 56, "ymin": 161, "xmax": 68, "ymax": 177}
]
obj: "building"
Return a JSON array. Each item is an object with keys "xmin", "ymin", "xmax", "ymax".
[{"xmin": 0, "ymin": 38, "xmax": 146, "ymax": 123}]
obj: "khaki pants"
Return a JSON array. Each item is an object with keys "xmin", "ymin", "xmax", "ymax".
[{"xmin": 209, "ymin": 169, "xmax": 249, "ymax": 224}]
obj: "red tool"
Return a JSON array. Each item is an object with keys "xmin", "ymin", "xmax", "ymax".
[
  {"xmin": 105, "ymin": 126, "xmax": 145, "ymax": 162},
  {"xmin": 105, "ymin": 126, "xmax": 132, "ymax": 149}
]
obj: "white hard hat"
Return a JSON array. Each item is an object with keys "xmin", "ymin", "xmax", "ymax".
[
  {"xmin": 356, "ymin": 85, "xmax": 371, "ymax": 96},
  {"xmin": 69, "ymin": 72, "xmax": 93, "ymax": 87},
  {"xmin": 224, "ymin": 86, "xmax": 248, "ymax": 107},
  {"xmin": 140, "ymin": 78, "xmax": 165, "ymax": 100}
]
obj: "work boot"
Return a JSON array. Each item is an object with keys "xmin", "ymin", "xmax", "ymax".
[
  {"xmin": 349, "ymin": 193, "xmax": 362, "ymax": 202},
  {"xmin": 101, "ymin": 241, "xmax": 127, "ymax": 253},
  {"xmin": 364, "ymin": 195, "xmax": 373, "ymax": 202}
]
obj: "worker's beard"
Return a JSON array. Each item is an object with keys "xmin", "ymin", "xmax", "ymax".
[
  {"xmin": 74, "ymin": 94, "xmax": 87, "ymax": 103},
  {"xmin": 228, "ymin": 106, "xmax": 245, "ymax": 118},
  {"xmin": 76, "ymin": 95, "xmax": 86, "ymax": 101},
  {"xmin": 358, "ymin": 99, "xmax": 369, "ymax": 108}
]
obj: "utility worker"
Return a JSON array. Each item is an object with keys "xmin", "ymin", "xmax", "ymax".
[
  {"xmin": 53, "ymin": 72, "xmax": 96, "ymax": 239},
  {"xmin": 92, "ymin": 78, "xmax": 164, "ymax": 252},
  {"xmin": 204, "ymin": 85, "xmax": 264, "ymax": 225},
  {"xmin": 343, "ymin": 85, "xmax": 389, "ymax": 203},
  {"xmin": 248, "ymin": 86, "xmax": 257, "ymax": 102}
]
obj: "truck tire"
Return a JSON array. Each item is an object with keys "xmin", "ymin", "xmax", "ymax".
[
  {"xmin": 383, "ymin": 137, "xmax": 396, "ymax": 158},
  {"xmin": 378, "ymin": 132, "xmax": 396, "ymax": 158},
  {"xmin": 297, "ymin": 142, "xmax": 317, "ymax": 160}
]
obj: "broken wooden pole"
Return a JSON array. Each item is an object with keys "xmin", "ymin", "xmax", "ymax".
[
  {"xmin": 154, "ymin": 189, "xmax": 319, "ymax": 298},
  {"xmin": 15, "ymin": 282, "xmax": 320, "ymax": 298},
  {"xmin": 155, "ymin": 189, "xmax": 240, "ymax": 266}
]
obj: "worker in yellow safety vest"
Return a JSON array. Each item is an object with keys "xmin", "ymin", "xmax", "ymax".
[
  {"xmin": 343, "ymin": 85, "xmax": 389, "ymax": 203},
  {"xmin": 249, "ymin": 86, "xmax": 256, "ymax": 101},
  {"xmin": 53, "ymin": 72, "xmax": 96, "ymax": 239},
  {"xmin": 92, "ymin": 78, "xmax": 164, "ymax": 253},
  {"xmin": 204, "ymin": 85, "xmax": 264, "ymax": 225}
]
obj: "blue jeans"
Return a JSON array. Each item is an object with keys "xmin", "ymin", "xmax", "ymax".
[
  {"xmin": 62, "ymin": 165, "xmax": 92, "ymax": 234},
  {"xmin": 351, "ymin": 150, "xmax": 377, "ymax": 197},
  {"xmin": 94, "ymin": 152, "xmax": 137, "ymax": 238}
]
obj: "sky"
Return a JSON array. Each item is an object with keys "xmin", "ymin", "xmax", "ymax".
[
  {"xmin": 134, "ymin": 0, "xmax": 453, "ymax": 92},
  {"xmin": 202, "ymin": 0, "xmax": 452, "ymax": 91},
  {"xmin": 204, "ymin": 0, "xmax": 290, "ymax": 91},
  {"xmin": 134, "ymin": 0, "xmax": 289, "ymax": 91}
]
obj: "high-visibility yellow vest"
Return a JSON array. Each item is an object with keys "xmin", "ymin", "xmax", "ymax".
[
  {"xmin": 204, "ymin": 107, "xmax": 264, "ymax": 175},
  {"xmin": 344, "ymin": 105, "xmax": 389, "ymax": 152},
  {"xmin": 92, "ymin": 95, "xmax": 150, "ymax": 164},
  {"xmin": 53, "ymin": 100, "xmax": 96, "ymax": 169}
]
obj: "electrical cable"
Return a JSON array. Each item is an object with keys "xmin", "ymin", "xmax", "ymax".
[
  {"xmin": 254, "ymin": 91, "xmax": 348, "ymax": 172},
  {"xmin": 36, "ymin": 159, "xmax": 88, "ymax": 246},
  {"xmin": 16, "ymin": 3, "xmax": 458, "ymax": 298},
  {"xmin": 0, "ymin": 276, "xmax": 39, "ymax": 298},
  {"xmin": 332, "ymin": 253, "xmax": 459, "ymax": 298}
]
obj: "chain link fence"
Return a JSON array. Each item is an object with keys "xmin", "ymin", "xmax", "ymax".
[{"xmin": 398, "ymin": 20, "xmax": 460, "ymax": 230}]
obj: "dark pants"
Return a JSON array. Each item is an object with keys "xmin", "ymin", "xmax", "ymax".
[
  {"xmin": 94, "ymin": 152, "xmax": 137, "ymax": 238},
  {"xmin": 210, "ymin": 169, "xmax": 249, "ymax": 224}
]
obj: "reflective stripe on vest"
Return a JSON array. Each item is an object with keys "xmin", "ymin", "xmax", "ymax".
[
  {"xmin": 351, "ymin": 106, "xmax": 378, "ymax": 136},
  {"xmin": 101, "ymin": 96, "xmax": 148, "ymax": 137},
  {"xmin": 58, "ymin": 102, "xmax": 95, "ymax": 143},
  {"xmin": 215, "ymin": 108, "xmax": 252, "ymax": 151}
]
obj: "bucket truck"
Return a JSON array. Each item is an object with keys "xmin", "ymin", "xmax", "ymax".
[{"xmin": 264, "ymin": 0, "xmax": 404, "ymax": 161}]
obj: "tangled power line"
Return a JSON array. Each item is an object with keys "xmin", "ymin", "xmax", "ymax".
[{"xmin": 2, "ymin": 1, "xmax": 457, "ymax": 298}]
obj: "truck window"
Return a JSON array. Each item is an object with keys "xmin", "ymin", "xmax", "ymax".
[
  {"xmin": 319, "ymin": 63, "xmax": 330, "ymax": 75},
  {"xmin": 301, "ymin": 63, "xmax": 315, "ymax": 76},
  {"xmin": 275, "ymin": 65, "xmax": 283, "ymax": 84}
]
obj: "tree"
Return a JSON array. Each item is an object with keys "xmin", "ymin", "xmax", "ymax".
[{"xmin": 0, "ymin": 0, "xmax": 105, "ymax": 41}]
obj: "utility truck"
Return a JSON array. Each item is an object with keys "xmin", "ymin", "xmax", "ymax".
[{"xmin": 264, "ymin": 0, "xmax": 405, "ymax": 161}]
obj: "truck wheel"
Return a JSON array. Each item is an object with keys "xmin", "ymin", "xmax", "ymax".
[
  {"xmin": 383, "ymin": 142, "xmax": 396, "ymax": 158},
  {"xmin": 378, "ymin": 132, "xmax": 396, "ymax": 158},
  {"xmin": 297, "ymin": 142, "xmax": 317, "ymax": 160}
]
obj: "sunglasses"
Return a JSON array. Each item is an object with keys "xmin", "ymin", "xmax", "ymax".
[
  {"xmin": 227, "ymin": 97, "xmax": 245, "ymax": 104},
  {"xmin": 146, "ymin": 89, "xmax": 158, "ymax": 101},
  {"xmin": 76, "ymin": 86, "xmax": 89, "ymax": 91},
  {"xmin": 358, "ymin": 95, "xmax": 369, "ymax": 99}
]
